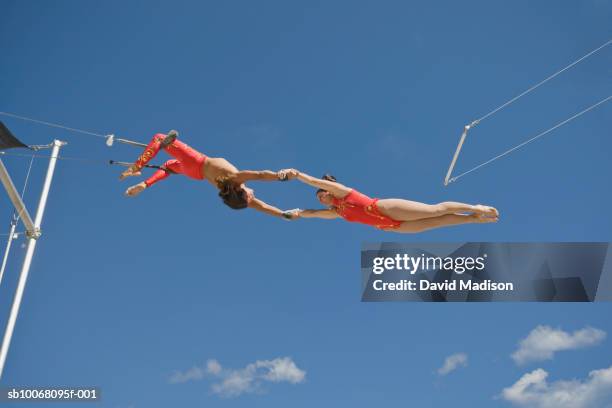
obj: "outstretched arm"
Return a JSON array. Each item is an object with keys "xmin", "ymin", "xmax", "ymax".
[
  {"xmin": 298, "ymin": 209, "xmax": 340, "ymax": 219},
  {"xmin": 248, "ymin": 197, "xmax": 295, "ymax": 219},
  {"xmin": 291, "ymin": 171, "xmax": 352, "ymax": 197},
  {"xmin": 230, "ymin": 170, "xmax": 285, "ymax": 184}
]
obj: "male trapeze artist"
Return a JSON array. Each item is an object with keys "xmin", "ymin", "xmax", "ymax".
[{"xmin": 119, "ymin": 130, "xmax": 292, "ymax": 218}]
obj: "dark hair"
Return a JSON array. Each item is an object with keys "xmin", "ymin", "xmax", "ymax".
[
  {"xmin": 316, "ymin": 174, "xmax": 337, "ymax": 195},
  {"xmin": 217, "ymin": 178, "xmax": 249, "ymax": 210}
]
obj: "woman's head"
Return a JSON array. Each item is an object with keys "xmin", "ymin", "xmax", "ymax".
[
  {"xmin": 217, "ymin": 178, "xmax": 251, "ymax": 210},
  {"xmin": 316, "ymin": 174, "xmax": 337, "ymax": 206}
]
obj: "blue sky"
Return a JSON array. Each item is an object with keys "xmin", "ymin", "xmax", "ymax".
[{"xmin": 1, "ymin": 1, "xmax": 611, "ymax": 407}]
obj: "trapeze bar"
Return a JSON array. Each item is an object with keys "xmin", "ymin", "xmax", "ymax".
[
  {"xmin": 105, "ymin": 134, "xmax": 147, "ymax": 148},
  {"xmin": 444, "ymin": 124, "xmax": 474, "ymax": 186}
]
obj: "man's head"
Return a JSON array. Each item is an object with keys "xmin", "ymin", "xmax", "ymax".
[{"xmin": 218, "ymin": 179, "xmax": 251, "ymax": 210}]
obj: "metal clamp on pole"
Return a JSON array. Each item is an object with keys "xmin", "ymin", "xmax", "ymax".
[
  {"xmin": 25, "ymin": 227, "xmax": 42, "ymax": 240},
  {"xmin": 28, "ymin": 143, "xmax": 54, "ymax": 151}
]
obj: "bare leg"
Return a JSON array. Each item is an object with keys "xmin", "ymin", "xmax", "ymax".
[
  {"xmin": 376, "ymin": 199, "xmax": 498, "ymax": 221},
  {"xmin": 385, "ymin": 213, "xmax": 497, "ymax": 234}
]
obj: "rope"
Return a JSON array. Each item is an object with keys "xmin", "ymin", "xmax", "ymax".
[
  {"xmin": 449, "ymin": 94, "xmax": 612, "ymax": 183},
  {"xmin": 0, "ymin": 152, "xmax": 36, "ymax": 285},
  {"xmin": 0, "ymin": 111, "xmax": 107, "ymax": 139},
  {"xmin": 472, "ymin": 38, "xmax": 611, "ymax": 125},
  {"xmin": 0, "ymin": 151, "xmax": 163, "ymax": 170},
  {"xmin": 0, "ymin": 151, "xmax": 107, "ymax": 166},
  {"xmin": 0, "ymin": 232, "xmax": 24, "ymax": 237},
  {"xmin": 19, "ymin": 154, "xmax": 35, "ymax": 200}
]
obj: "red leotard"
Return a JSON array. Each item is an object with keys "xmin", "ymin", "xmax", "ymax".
[
  {"xmin": 133, "ymin": 133, "xmax": 207, "ymax": 187},
  {"xmin": 331, "ymin": 190, "xmax": 402, "ymax": 230}
]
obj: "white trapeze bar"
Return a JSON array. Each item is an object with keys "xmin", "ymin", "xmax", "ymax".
[
  {"xmin": 443, "ymin": 38, "xmax": 611, "ymax": 186},
  {"xmin": 105, "ymin": 134, "xmax": 147, "ymax": 148},
  {"xmin": 444, "ymin": 121, "xmax": 477, "ymax": 186}
]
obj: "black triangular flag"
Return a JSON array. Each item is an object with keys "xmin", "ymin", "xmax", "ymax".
[{"xmin": 0, "ymin": 121, "xmax": 28, "ymax": 150}]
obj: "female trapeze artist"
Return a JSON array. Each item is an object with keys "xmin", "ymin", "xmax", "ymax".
[
  {"xmin": 119, "ymin": 131, "xmax": 292, "ymax": 218},
  {"xmin": 279, "ymin": 169, "xmax": 499, "ymax": 233}
]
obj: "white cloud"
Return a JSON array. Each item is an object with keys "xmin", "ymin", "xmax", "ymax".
[
  {"xmin": 206, "ymin": 359, "xmax": 222, "ymax": 375},
  {"xmin": 211, "ymin": 368, "xmax": 257, "ymax": 397},
  {"xmin": 501, "ymin": 366, "xmax": 612, "ymax": 408},
  {"xmin": 438, "ymin": 353, "xmax": 468, "ymax": 376},
  {"xmin": 512, "ymin": 326, "xmax": 606, "ymax": 365},
  {"xmin": 168, "ymin": 366, "xmax": 205, "ymax": 384},
  {"xmin": 169, "ymin": 357, "xmax": 306, "ymax": 398},
  {"xmin": 257, "ymin": 357, "xmax": 306, "ymax": 383}
]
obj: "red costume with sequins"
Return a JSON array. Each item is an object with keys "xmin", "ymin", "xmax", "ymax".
[
  {"xmin": 331, "ymin": 190, "xmax": 402, "ymax": 229},
  {"xmin": 133, "ymin": 133, "xmax": 207, "ymax": 187}
]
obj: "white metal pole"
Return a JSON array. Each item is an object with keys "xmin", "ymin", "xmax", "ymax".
[
  {"xmin": 0, "ymin": 140, "xmax": 65, "ymax": 380},
  {"xmin": 0, "ymin": 221, "xmax": 17, "ymax": 287},
  {"xmin": 0, "ymin": 221, "xmax": 17, "ymax": 286},
  {"xmin": 0, "ymin": 160, "xmax": 36, "ymax": 234}
]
